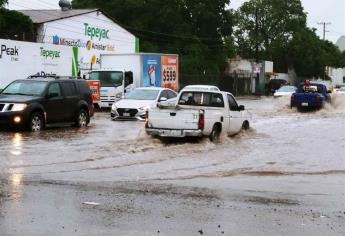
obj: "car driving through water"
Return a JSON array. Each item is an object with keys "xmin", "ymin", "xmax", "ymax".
[
  {"xmin": 0, "ymin": 78, "xmax": 94, "ymax": 131},
  {"xmin": 111, "ymin": 87, "xmax": 177, "ymax": 121}
]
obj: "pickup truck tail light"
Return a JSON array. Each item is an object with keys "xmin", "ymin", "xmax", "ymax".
[
  {"xmin": 291, "ymin": 95, "xmax": 294, "ymax": 101},
  {"xmin": 145, "ymin": 110, "xmax": 149, "ymax": 128},
  {"xmin": 316, "ymin": 96, "xmax": 321, "ymax": 102},
  {"xmin": 198, "ymin": 110, "xmax": 205, "ymax": 130}
]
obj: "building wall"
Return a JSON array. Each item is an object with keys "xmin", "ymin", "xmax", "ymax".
[
  {"xmin": 37, "ymin": 11, "xmax": 137, "ymax": 73},
  {"xmin": 327, "ymin": 67, "xmax": 345, "ymax": 85}
]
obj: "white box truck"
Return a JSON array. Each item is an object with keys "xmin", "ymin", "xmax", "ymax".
[{"xmin": 87, "ymin": 53, "xmax": 179, "ymax": 108}]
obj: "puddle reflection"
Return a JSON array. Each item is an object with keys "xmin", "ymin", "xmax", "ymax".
[{"xmin": 10, "ymin": 133, "xmax": 23, "ymax": 156}]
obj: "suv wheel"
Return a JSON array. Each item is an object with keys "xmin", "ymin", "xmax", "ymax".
[
  {"xmin": 29, "ymin": 112, "xmax": 44, "ymax": 132},
  {"xmin": 76, "ymin": 109, "xmax": 89, "ymax": 127}
]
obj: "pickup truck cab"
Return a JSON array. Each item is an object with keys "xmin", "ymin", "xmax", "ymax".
[
  {"xmin": 145, "ymin": 86, "xmax": 250, "ymax": 142},
  {"xmin": 291, "ymin": 81, "xmax": 331, "ymax": 109}
]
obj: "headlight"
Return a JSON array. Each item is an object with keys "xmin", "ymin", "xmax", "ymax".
[
  {"xmin": 139, "ymin": 106, "xmax": 150, "ymax": 111},
  {"xmin": 111, "ymin": 104, "xmax": 117, "ymax": 110},
  {"xmin": 115, "ymin": 93, "xmax": 123, "ymax": 99},
  {"xmin": 11, "ymin": 103, "xmax": 27, "ymax": 112}
]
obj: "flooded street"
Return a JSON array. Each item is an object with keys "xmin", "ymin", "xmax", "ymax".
[{"xmin": 0, "ymin": 96, "xmax": 344, "ymax": 236}]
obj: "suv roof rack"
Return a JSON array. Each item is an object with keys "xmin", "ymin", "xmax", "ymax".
[{"xmin": 27, "ymin": 75, "xmax": 83, "ymax": 80}]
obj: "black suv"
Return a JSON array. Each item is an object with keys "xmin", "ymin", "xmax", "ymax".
[{"xmin": 0, "ymin": 77, "xmax": 94, "ymax": 131}]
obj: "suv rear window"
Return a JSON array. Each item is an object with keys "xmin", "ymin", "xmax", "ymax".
[{"xmin": 179, "ymin": 92, "xmax": 224, "ymax": 107}]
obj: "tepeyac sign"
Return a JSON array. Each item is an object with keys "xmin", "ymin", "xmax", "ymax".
[{"xmin": 84, "ymin": 23, "xmax": 110, "ymax": 41}]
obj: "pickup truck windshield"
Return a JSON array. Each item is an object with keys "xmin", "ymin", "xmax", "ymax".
[
  {"xmin": 125, "ymin": 89, "xmax": 160, "ymax": 100},
  {"xmin": 178, "ymin": 92, "xmax": 224, "ymax": 107},
  {"xmin": 1, "ymin": 81, "xmax": 47, "ymax": 96},
  {"xmin": 90, "ymin": 71, "xmax": 123, "ymax": 87}
]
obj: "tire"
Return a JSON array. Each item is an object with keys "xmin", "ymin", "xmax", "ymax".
[
  {"xmin": 242, "ymin": 121, "xmax": 250, "ymax": 130},
  {"xmin": 209, "ymin": 125, "xmax": 221, "ymax": 142},
  {"xmin": 75, "ymin": 109, "xmax": 89, "ymax": 128},
  {"xmin": 28, "ymin": 112, "xmax": 44, "ymax": 132}
]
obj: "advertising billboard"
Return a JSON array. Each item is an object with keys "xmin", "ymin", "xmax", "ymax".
[
  {"xmin": 0, "ymin": 39, "xmax": 73, "ymax": 89},
  {"xmin": 143, "ymin": 55, "xmax": 161, "ymax": 87},
  {"xmin": 161, "ymin": 55, "xmax": 179, "ymax": 91}
]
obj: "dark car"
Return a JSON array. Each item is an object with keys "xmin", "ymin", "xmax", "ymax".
[
  {"xmin": 0, "ymin": 78, "xmax": 94, "ymax": 131},
  {"xmin": 265, "ymin": 79, "xmax": 288, "ymax": 95}
]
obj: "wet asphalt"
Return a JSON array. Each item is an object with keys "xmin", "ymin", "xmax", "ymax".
[{"xmin": 0, "ymin": 96, "xmax": 344, "ymax": 236}]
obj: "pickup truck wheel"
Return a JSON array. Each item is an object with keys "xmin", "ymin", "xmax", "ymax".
[
  {"xmin": 29, "ymin": 112, "xmax": 44, "ymax": 132},
  {"xmin": 75, "ymin": 109, "xmax": 89, "ymax": 127},
  {"xmin": 209, "ymin": 125, "xmax": 221, "ymax": 142},
  {"xmin": 242, "ymin": 121, "xmax": 250, "ymax": 130}
]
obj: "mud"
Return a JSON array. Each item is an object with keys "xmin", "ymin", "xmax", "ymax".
[{"xmin": 0, "ymin": 96, "xmax": 344, "ymax": 235}]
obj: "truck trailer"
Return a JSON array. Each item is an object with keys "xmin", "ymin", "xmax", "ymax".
[{"xmin": 87, "ymin": 53, "xmax": 179, "ymax": 108}]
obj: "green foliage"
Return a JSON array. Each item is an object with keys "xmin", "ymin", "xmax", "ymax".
[
  {"xmin": 72, "ymin": 0, "xmax": 234, "ymax": 85},
  {"xmin": 234, "ymin": 0, "xmax": 306, "ymax": 68},
  {"xmin": 0, "ymin": 0, "xmax": 7, "ymax": 7},
  {"xmin": 0, "ymin": 8, "xmax": 34, "ymax": 40},
  {"xmin": 234, "ymin": 0, "xmax": 343, "ymax": 78}
]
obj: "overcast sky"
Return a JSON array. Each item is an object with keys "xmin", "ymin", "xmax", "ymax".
[{"xmin": 7, "ymin": 0, "xmax": 345, "ymax": 43}]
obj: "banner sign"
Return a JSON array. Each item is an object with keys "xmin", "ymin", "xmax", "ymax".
[
  {"xmin": 161, "ymin": 55, "xmax": 179, "ymax": 91},
  {"xmin": 87, "ymin": 80, "xmax": 101, "ymax": 103},
  {"xmin": 143, "ymin": 55, "xmax": 161, "ymax": 87}
]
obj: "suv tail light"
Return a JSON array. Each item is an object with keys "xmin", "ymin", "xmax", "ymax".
[{"xmin": 198, "ymin": 110, "xmax": 205, "ymax": 130}]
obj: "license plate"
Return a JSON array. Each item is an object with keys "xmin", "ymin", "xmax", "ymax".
[
  {"xmin": 301, "ymin": 102, "xmax": 309, "ymax": 107},
  {"xmin": 161, "ymin": 130, "xmax": 182, "ymax": 136},
  {"xmin": 123, "ymin": 112, "xmax": 130, "ymax": 117}
]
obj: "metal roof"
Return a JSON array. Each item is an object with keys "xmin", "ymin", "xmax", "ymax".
[{"xmin": 18, "ymin": 9, "xmax": 98, "ymax": 24}]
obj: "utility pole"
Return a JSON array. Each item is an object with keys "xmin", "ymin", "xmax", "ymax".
[{"xmin": 317, "ymin": 22, "xmax": 331, "ymax": 40}]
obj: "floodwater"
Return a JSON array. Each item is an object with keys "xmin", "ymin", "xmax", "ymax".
[{"xmin": 0, "ymin": 96, "xmax": 344, "ymax": 235}]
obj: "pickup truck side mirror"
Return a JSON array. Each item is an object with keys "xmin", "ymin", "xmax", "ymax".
[
  {"xmin": 159, "ymin": 97, "xmax": 168, "ymax": 102},
  {"xmin": 238, "ymin": 105, "xmax": 245, "ymax": 111}
]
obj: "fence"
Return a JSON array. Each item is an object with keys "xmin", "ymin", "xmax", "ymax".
[{"xmin": 218, "ymin": 72, "xmax": 252, "ymax": 96}]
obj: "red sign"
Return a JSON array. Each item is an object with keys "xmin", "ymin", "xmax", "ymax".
[
  {"xmin": 87, "ymin": 80, "xmax": 100, "ymax": 103},
  {"xmin": 161, "ymin": 56, "xmax": 179, "ymax": 91}
]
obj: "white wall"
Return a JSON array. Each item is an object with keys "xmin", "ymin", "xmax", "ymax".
[
  {"xmin": 327, "ymin": 67, "xmax": 345, "ymax": 85},
  {"xmin": 264, "ymin": 61, "xmax": 273, "ymax": 73},
  {"xmin": 39, "ymin": 11, "xmax": 136, "ymax": 72},
  {"xmin": 0, "ymin": 39, "xmax": 73, "ymax": 89}
]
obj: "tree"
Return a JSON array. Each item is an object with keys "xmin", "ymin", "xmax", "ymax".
[
  {"xmin": 234, "ymin": 0, "xmax": 306, "ymax": 71},
  {"xmin": 0, "ymin": 0, "xmax": 7, "ymax": 7},
  {"xmin": 0, "ymin": 0, "xmax": 34, "ymax": 41},
  {"xmin": 72, "ymin": 0, "xmax": 234, "ymax": 85},
  {"xmin": 234, "ymin": 0, "xmax": 344, "ymax": 78}
]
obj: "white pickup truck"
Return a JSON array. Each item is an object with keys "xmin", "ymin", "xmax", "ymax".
[{"xmin": 145, "ymin": 86, "xmax": 250, "ymax": 141}]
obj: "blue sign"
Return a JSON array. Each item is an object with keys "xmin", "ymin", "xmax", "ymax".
[{"xmin": 143, "ymin": 55, "xmax": 161, "ymax": 87}]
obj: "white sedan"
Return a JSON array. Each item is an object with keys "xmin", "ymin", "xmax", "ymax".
[
  {"xmin": 335, "ymin": 86, "xmax": 345, "ymax": 95},
  {"xmin": 273, "ymin": 85, "xmax": 297, "ymax": 97},
  {"xmin": 111, "ymin": 87, "xmax": 177, "ymax": 120}
]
